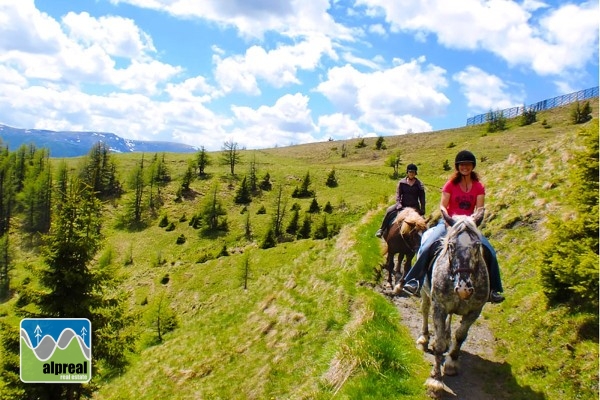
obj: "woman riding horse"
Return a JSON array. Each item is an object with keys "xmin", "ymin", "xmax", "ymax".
[
  {"xmin": 375, "ymin": 163, "xmax": 426, "ymax": 238},
  {"xmin": 402, "ymin": 150, "xmax": 505, "ymax": 303}
]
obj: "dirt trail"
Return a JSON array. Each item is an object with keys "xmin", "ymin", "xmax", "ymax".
[{"xmin": 378, "ymin": 286, "xmax": 509, "ymax": 400}]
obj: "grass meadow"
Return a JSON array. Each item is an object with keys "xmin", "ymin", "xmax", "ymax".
[{"xmin": 1, "ymin": 99, "xmax": 598, "ymax": 399}]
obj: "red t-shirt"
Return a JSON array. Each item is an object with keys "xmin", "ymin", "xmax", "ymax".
[{"xmin": 442, "ymin": 180, "xmax": 485, "ymax": 216}]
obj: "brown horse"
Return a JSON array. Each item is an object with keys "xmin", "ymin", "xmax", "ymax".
[{"xmin": 383, "ymin": 207, "xmax": 427, "ymax": 294}]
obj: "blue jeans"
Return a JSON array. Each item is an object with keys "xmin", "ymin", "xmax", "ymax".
[{"xmin": 404, "ymin": 219, "xmax": 503, "ymax": 292}]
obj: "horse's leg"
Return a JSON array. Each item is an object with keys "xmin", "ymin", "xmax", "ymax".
[
  {"xmin": 426, "ymin": 303, "xmax": 450, "ymax": 398},
  {"xmin": 444, "ymin": 309, "xmax": 482, "ymax": 377},
  {"xmin": 386, "ymin": 252, "xmax": 394, "ymax": 289},
  {"xmin": 416, "ymin": 290, "xmax": 430, "ymax": 352},
  {"xmin": 394, "ymin": 252, "xmax": 404, "ymax": 286},
  {"xmin": 402, "ymin": 253, "xmax": 414, "ymax": 285}
]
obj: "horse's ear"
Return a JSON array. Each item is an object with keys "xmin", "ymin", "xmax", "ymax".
[
  {"xmin": 473, "ymin": 208, "xmax": 485, "ymax": 226},
  {"xmin": 441, "ymin": 209, "xmax": 455, "ymax": 226}
]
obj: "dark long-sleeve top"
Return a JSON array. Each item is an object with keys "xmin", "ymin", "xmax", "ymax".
[{"xmin": 395, "ymin": 177, "xmax": 426, "ymax": 214}]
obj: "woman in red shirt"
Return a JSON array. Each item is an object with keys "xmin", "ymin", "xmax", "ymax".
[{"xmin": 402, "ymin": 150, "xmax": 504, "ymax": 303}]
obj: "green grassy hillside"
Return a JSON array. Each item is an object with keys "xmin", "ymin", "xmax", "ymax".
[{"xmin": 1, "ymin": 100, "xmax": 598, "ymax": 399}]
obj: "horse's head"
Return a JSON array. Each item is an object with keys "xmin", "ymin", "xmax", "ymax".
[
  {"xmin": 440, "ymin": 214, "xmax": 486, "ymax": 301},
  {"xmin": 396, "ymin": 208, "xmax": 427, "ymax": 253}
]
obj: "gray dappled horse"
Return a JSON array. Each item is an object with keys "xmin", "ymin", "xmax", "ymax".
[
  {"xmin": 383, "ymin": 208, "xmax": 427, "ymax": 294},
  {"xmin": 417, "ymin": 208, "xmax": 489, "ymax": 398}
]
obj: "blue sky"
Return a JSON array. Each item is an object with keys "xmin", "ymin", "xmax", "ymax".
[{"xmin": 0, "ymin": 0, "xmax": 598, "ymax": 151}]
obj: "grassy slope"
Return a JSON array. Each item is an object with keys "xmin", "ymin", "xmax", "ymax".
[{"xmin": 1, "ymin": 100, "xmax": 598, "ymax": 399}]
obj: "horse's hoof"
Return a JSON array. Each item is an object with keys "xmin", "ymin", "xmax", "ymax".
[
  {"xmin": 443, "ymin": 357, "xmax": 459, "ymax": 376},
  {"xmin": 416, "ymin": 336, "xmax": 429, "ymax": 352},
  {"xmin": 392, "ymin": 284, "xmax": 403, "ymax": 295}
]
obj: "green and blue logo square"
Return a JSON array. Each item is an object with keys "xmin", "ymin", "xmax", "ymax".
[{"xmin": 20, "ymin": 318, "xmax": 92, "ymax": 383}]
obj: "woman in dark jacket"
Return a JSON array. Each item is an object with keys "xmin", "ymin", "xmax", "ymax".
[{"xmin": 375, "ymin": 163, "xmax": 426, "ymax": 238}]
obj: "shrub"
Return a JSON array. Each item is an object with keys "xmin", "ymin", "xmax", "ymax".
[
  {"xmin": 176, "ymin": 234, "xmax": 186, "ymax": 244},
  {"xmin": 260, "ymin": 227, "xmax": 277, "ymax": 249},
  {"xmin": 355, "ymin": 138, "xmax": 367, "ymax": 148},
  {"xmin": 158, "ymin": 214, "xmax": 169, "ymax": 228},
  {"xmin": 325, "ymin": 169, "xmax": 338, "ymax": 188},
  {"xmin": 539, "ymin": 124, "xmax": 598, "ymax": 312},
  {"xmin": 442, "ymin": 159, "xmax": 451, "ymax": 171},
  {"xmin": 570, "ymin": 100, "xmax": 592, "ymax": 124},
  {"xmin": 519, "ymin": 107, "xmax": 537, "ymax": 126},
  {"xmin": 486, "ymin": 109, "xmax": 507, "ymax": 132},
  {"xmin": 308, "ymin": 198, "xmax": 320, "ymax": 213},
  {"xmin": 313, "ymin": 216, "xmax": 328, "ymax": 239}
]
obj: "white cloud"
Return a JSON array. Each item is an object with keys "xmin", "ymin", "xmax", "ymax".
[
  {"xmin": 355, "ymin": 0, "xmax": 599, "ymax": 76},
  {"xmin": 317, "ymin": 57, "xmax": 448, "ymax": 134},
  {"xmin": 318, "ymin": 113, "xmax": 365, "ymax": 140},
  {"xmin": 110, "ymin": 0, "xmax": 358, "ymax": 40},
  {"xmin": 228, "ymin": 93, "xmax": 317, "ymax": 148},
  {"xmin": 453, "ymin": 66, "xmax": 524, "ymax": 112},
  {"xmin": 213, "ymin": 35, "xmax": 336, "ymax": 95},
  {"xmin": 62, "ymin": 12, "xmax": 156, "ymax": 59}
]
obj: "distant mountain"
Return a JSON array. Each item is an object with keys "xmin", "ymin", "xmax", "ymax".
[{"xmin": 0, "ymin": 124, "xmax": 198, "ymax": 157}]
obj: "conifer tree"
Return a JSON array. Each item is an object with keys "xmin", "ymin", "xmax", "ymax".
[
  {"xmin": 126, "ymin": 157, "xmax": 146, "ymax": 224},
  {"xmin": 79, "ymin": 142, "xmax": 121, "ymax": 198},
  {"xmin": 201, "ymin": 185, "xmax": 227, "ymax": 232},
  {"xmin": 196, "ymin": 146, "xmax": 210, "ymax": 177},
  {"xmin": 20, "ymin": 149, "xmax": 52, "ymax": 233},
  {"xmin": 234, "ymin": 176, "xmax": 251, "ymax": 204},
  {"xmin": 259, "ymin": 172, "xmax": 272, "ymax": 191},
  {"xmin": 2, "ymin": 180, "xmax": 135, "ymax": 399}
]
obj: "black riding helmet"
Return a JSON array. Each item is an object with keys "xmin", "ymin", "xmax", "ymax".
[
  {"xmin": 454, "ymin": 150, "xmax": 476, "ymax": 169},
  {"xmin": 406, "ymin": 163, "xmax": 418, "ymax": 173}
]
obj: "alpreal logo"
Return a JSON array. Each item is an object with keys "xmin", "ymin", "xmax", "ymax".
[{"xmin": 20, "ymin": 318, "xmax": 91, "ymax": 383}]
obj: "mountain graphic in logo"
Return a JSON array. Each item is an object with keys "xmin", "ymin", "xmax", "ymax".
[{"xmin": 20, "ymin": 318, "xmax": 92, "ymax": 383}]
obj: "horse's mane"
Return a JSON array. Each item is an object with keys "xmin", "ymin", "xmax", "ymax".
[{"xmin": 394, "ymin": 208, "xmax": 427, "ymax": 231}]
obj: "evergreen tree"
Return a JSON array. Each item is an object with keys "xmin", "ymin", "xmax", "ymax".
[
  {"xmin": 486, "ymin": 109, "xmax": 507, "ymax": 132},
  {"xmin": 125, "ymin": 157, "xmax": 146, "ymax": 224},
  {"xmin": 2, "ymin": 181, "xmax": 135, "ymax": 399},
  {"xmin": 181, "ymin": 160, "xmax": 195, "ymax": 192},
  {"xmin": 308, "ymin": 197, "xmax": 320, "ymax": 213},
  {"xmin": 271, "ymin": 184, "xmax": 287, "ymax": 237},
  {"xmin": 259, "ymin": 172, "xmax": 272, "ymax": 191},
  {"xmin": 297, "ymin": 214, "xmax": 312, "ymax": 239},
  {"xmin": 54, "ymin": 160, "xmax": 69, "ymax": 210},
  {"xmin": 286, "ymin": 209, "xmax": 300, "ymax": 235},
  {"xmin": 19, "ymin": 149, "xmax": 52, "ymax": 233},
  {"xmin": 248, "ymin": 154, "xmax": 258, "ymax": 193},
  {"xmin": 519, "ymin": 105, "xmax": 537, "ymax": 126},
  {"xmin": 201, "ymin": 185, "xmax": 227, "ymax": 232},
  {"xmin": 0, "ymin": 150, "xmax": 15, "ymax": 236},
  {"xmin": 79, "ymin": 142, "xmax": 121, "ymax": 198},
  {"xmin": 147, "ymin": 153, "xmax": 169, "ymax": 210},
  {"xmin": 570, "ymin": 100, "xmax": 593, "ymax": 124},
  {"xmin": 292, "ymin": 171, "xmax": 314, "ymax": 198},
  {"xmin": 0, "ymin": 234, "xmax": 9, "ymax": 300},
  {"xmin": 313, "ymin": 216, "xmax": 328, "ymax": 239},
  {"xmin": 325, "ymin": 169, "xmax": 338, "ymax": 188},
  {"xmin": 196, "ymin": 146, "xmax": 210, "ymax": 177},
  {"xmin": 234, "ymin": 176, "xmax": 252, "ymax": 204}
]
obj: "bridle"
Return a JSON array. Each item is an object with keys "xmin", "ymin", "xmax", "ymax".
[{"xmin": 398, "ymin": 220, "xmax": 421, "ymax": 254}]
